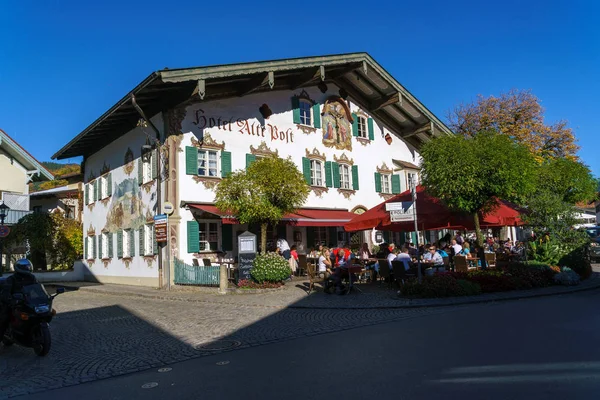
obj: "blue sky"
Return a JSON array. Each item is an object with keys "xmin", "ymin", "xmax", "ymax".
[{"xmin": 1, "ymin": 0, "xmax": 598, "ymax": 175}]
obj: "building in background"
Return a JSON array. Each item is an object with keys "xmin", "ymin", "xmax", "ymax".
[
  {"xmin": 30, "ymin": 172, "xmax": 83, "ymax": 222},
  {"xmin": 0, "ymin": 129, "xmax": 53, "ymax": 224},
  {"xmin": 52, "ymin": 53, "xmax": 451, "ymax": 287}
]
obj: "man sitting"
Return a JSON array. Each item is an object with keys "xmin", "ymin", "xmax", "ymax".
[
  {"xmin": 396, "ymin": 247, "xmax": 412, "ymax": 270},
  {"xmin": 423, "ymin": 246, "xmax": 444, "ymax": 267}
]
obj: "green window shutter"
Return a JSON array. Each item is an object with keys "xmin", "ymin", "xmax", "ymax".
[
  {"xmin": 84, "ymin": 184, "xmax": 89, "ymax": 205},
  {"xmin": 187, "ymin": 220, "xmax": 200, "ymax": 253},
  {"xmin": 352, "ymin": 113, "xmax": 358, "ymax": 137},
  {"xmin": 96, "ymin": 235, "xmax": 100, "ymax": 259},
  {"xmin": 352, "ymin": 165, "xmax": 359, "ymax": 190},
  {"xmin": 221, "ymin": 151, "xmax": 232, "ymax": 177},
  {"xmin": 185, "ymin": 146, "xmax": 198, "ymax": 176},
  {"xmin": 84, "ymin": 237, "xmax": 88, "ymax": 259},
  {"xmin": 324, "ymin": 161, "xmax": 333, "ymax": 188},
  {"xmin": 374, "ymin": 172, "xmax": 382, "ymax": 193},
  {"xmin": 139, "ymin": 227, "xmax": 145, "ymax": 256},
  {"xmin": 312, "ymin": 103, "xmax": 321, "ymax": 128},
  {"xmin": 94, "ymin": 181, "xmax": 98, "ymax": 201},
  {"xmin": 383, "ymin": 231, "xmax": 390, "ymax": 243},
  {"xmin": 306, "ymin": 227, "xmax": 315, "ymax": 248},
  {"xmin": 246, "ymin": 153, "xmax": 257, "ymax": 169},
  {"xmin": 411, "ymin": 232, "xmax": 418, "ymax": 246},
  {"xmin": 129, "ymin": 230, "xmax": 135, "ymax": 257},
  {"xmin": 108, "ymin": 233, "xmax": 114, "ymax": 258},
  {"xmin": 222, "ymin": 224, "xmax": 233, "ymax": 251},
  {"xmin": 302, "ymin": 157, "xmax": 311, "ymax": 185},
  {"xmin": 93, "ymin": 236, "xmax": 97, "ymax": 259},
  {"xmin": 368, "ymin": 118, "xmax": 375, "ymax": 141},
  {"xmin": 332, "ymin": 162, "xmax": 341, "ymax": 188},
  {"xmin": 151, "ymin": 152, "xmax": 157, "ymax": 180},
  {"xmin": 399, "ymin": 232, "xmax": 406, "ymax": 246},
  {"xmin": 153, "ymin": 225, "xmax": 158, "ymax": 255},
  {"xmin": 117, "ymin": 230, "xmax": 123, "ymax": 258},
  {"xmin": 138, "ymin": 158, "xmax": 143, "ymax": 185},
  {"xmin": 391, "ymin": 174, "xmax": 401, "ymax": 194},
  {"xmin": 328, "ymin": 227, "xmax": 337, "ymax": 246},
  {"xmin": 292, "ymin": 96, "xmax": 301, "ymax": 124},
  {"xmin": 107, "ymin": 173, "xmax": 112, "ymax": 197}
]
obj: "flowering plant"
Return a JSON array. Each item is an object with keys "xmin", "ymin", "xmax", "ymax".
[{"xmin": 251, "ymin": 252, "xmax": 290, "ymax": 283}]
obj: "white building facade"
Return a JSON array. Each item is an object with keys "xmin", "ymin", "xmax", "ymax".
[{"xmin": 53, "ymin": 53, "xmax": 451, "ymax": 287}]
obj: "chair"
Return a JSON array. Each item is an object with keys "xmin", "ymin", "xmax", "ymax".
[
  {"xmin": 391, "ymin": 261, "xmax": 407, "ymax": 286},
  {"xmin": 297, "ymin": 254, "xmax": 307, "ymax": 276},
  {"xmin": 443, "ymin": 256, "xmax": 450, "ymax": 268},
  {"xmin": 378, "ymin": 259, "xmax": 392, "ymax": 289},
  {"xmin": 202, "ymin": 258, "xmax": 212, "ymax": 267},
  {"xmin": 307, "ymin": 263, "xmax": 325, "ymax": 294},
  {"xmin": 484, "ymin": 253, "xmax": 496, "ymax": 269},
  {"xmin": 454, "ymin": 256, "xmax": 469, "ymax": 273}
]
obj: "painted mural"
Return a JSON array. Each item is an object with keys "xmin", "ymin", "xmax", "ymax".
[
  {"xmin": 322, "ymin": 96, "xmax": 353, "ymax": 151},
  {"xmin": 103, "ymin": 178, "xmax": 151, "ymax": 233}
]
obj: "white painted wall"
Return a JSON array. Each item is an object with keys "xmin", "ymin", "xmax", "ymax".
[
  {"xmin": 176, "ymin": 85, "xmax": 422, "ymax": 264},
  {"xmin": 81, "ymin": 114, "xmax": 164, "ymax": 286},
  {"xmin": 0, "ymin": 149, "xmax": 29, "ymax": 195}
]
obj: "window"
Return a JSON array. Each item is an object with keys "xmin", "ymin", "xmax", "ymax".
[
  {"xmin": 65, "ymin": 206, "xmax": 76, "ymax": 220},
  {"xmin": 310, "ymin": 160, "xmax": 323, "ymax": 187},
  {"xmin": 142, "ymin": 158, "xmax": 152, "ymax": 184},
  {"xmin": 299, "ymin": 99, "xmax": 312, "ymax": 126},
  {"xmin": 339, "ymin": 164, "xmax": 351, "ymax": 190},
  {"xmin": 87, "ymin": 183, "xmax": 94, "ymax": 204},
  {"xmin": 198, "ymin": 150, "xmax": 219, "ymax": 177},
  {"xmin": 381, "ymin": 174, "xmax": 391, "ymax": 194},
  {"xmin": 199, "ymin": 222, "xmax": 219, "ymax": 251},
  {"xmin": 123, "ymin": 229, "xmax": 131, "ymax": 258},
  {"xmin": 33, "ymin": 206, "xmax": 42, "ymax": 213},
  {"xmin": 357, "ymin": 116, "xmax": 367, "ymax": 138},
  {"xmin": 101, "ymin": 232, "xmax": 109, "ymax": 259},
  {"xmin": 407, "ymin": 172, "xmax": 417, "ymax": 190},
  {"xmin": 314, "ymin": 227, "xmax": 327, "ymax": 246},
  {"xmin": 144, "ymin": 224, "xmax": 154, "ymax": 256},
  {"xmin": 87, "ymin": 236, "xmax": 95, "ymax": 260}
]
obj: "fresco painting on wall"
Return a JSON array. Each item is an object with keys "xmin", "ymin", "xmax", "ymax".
[
  {"xmin": 322, "ymin": 97, "xmax": 353, "ymax": 151},
  {"xmin": 104, "ymin": 178, "xmax": 149, "ymax": 233}
]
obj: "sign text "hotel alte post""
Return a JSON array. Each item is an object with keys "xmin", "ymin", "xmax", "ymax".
[{"xmin": 192, "ymin": 109, "xmax": 294, "ymax": 144}]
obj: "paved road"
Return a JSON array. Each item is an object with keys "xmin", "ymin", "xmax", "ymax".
[{"xmin": 15, "ymin": 288, "xmax": 600, "ymax": 399}]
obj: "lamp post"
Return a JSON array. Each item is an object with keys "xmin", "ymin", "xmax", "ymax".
[
  {"xmin": 410, "ymin": 183, "xmax": 422, "ymax": 284},
  {"xmin": 0, "ymin": 202, "xmax": 10, "ymax": 277}
]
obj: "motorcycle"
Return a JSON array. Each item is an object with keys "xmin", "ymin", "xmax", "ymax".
[{"xmin": 2, "ymin": 283, "xmax": 65, "ymax": 356}]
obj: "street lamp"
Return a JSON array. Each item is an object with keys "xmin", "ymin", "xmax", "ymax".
[
  {"xmin": 0, "ymin": 202, "xmax": 10, "ymax": 277},
  {"xmin": 410, "ymin": 183, "xmax": 422, "ymax": 284}
]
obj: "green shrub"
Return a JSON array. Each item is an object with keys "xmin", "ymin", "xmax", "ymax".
[
  {"xmin": 251, "ymin": 252, "xmax": 290, "ymax": 283},
  {"xmin": 558, "ymin": 245, "xmax": 592, "ymax": 280},
  {"xmin": 456, "ymin": 279, "xmax": 482, "ymax": 296}
]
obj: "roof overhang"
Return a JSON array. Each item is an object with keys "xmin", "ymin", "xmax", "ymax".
[
  {"xmin": 0, "ymin": 129, "xmax": 53, "ymax": 180},
  {"xmin": 53, "ymin": 52, "xmax": 452, "ymax": 160}
]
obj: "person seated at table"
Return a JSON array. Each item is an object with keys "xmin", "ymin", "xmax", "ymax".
[
  {"xmin": 359, "ymin": 243, "xmax": 372, "ymax": 260},
  {"xmin": 330, "ymin": 249, "xmax": 350, "ymax": 295},
  {"xmin": 460, "ymin": 241, "xmax": 472, "ymax": 258},
  {"xmin": 318, "ymin": 248, "xmax": 333, "ymax": 277},
  {"xmin": 436, "ymin": 246, "xmax": 449, "ymax": 258},
  {"xmin": 423, "ymin": 245, "xmax": 444, "ymax": 266},
  {"xmin": 276, "ymin": 237, "xmax": 291, "ymax": 260},
  {"xmin": 408, "ymin": 242, "xmax": 418, "ymax": 257},
  {"xmin": 289, "ymin": 245, "xmax": 299, "ymax": 275},
  {"xmin": 395, "ymin": 247, "xmax": 411, "ymax": 270},
  {"xmin": 387, "ymin": 248, "xmax": 399, "ymax": 266},
  {"xmin": 451, "ymin": 239, "xmax": 462, "ymax": 256}
]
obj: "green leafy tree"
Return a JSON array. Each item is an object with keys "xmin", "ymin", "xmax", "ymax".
[
  {"xmin": 420, "ymin": 130, "xmax": 537, "ymax": 246},
  {"xmin": 534, "ymin": 158, "xmax": 597, "ymax": 205},
  {"xmin": 215, "ymin": 156, "xmax": 310, "ymax": 253}
]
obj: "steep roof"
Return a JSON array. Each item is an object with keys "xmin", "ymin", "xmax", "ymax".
[
  {"xmin": 53, "ymin": 53, "xmax": 452, "ymax": 160},
  {"xmin": 0, "ymin": 129, "xmax": 53, "ymax": 180}
]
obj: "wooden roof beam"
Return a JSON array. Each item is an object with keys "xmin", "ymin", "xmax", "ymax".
[
  {"xmin": 290, "ymin": 66, "xmax": 325, "ymax": 90},
  {"xmin": 371, "ymin": 92, "xmax": 402, "ymax": 111},
  {"xmin": 403, "ymin": 122, "xmax": 433, "ymax": 138},
  {"xmin": 237, "ymin": 71, "xmax": 274, "ymax": 97}
]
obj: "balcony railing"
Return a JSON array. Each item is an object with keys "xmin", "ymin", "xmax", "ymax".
[{"xmin": 3, "ymin": 210, "xmax": 32, "ymax": 225}]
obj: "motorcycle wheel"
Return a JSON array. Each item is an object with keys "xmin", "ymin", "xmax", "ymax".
[{"xmin": 33, "ymin": 323, "xmax": 51, "ymax": 357}]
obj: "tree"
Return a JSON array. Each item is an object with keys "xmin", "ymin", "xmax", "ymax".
[
  {"xmin": 449, "ymin": 89, "xmax": 579, "ymax": 160},
  {"xmin": 420, "ymin": 130, "xmax": 537, "ymax": 246},
  {"xmin": 215, "ymin": 156, "xmax": 310, "ymax": 253},
  {"xmin": 534, "ymin": 158, "xmax": 597, "ymax": 205}
]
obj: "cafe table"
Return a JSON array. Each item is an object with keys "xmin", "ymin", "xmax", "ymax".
[{"xmin": 467, "ymin": 257, "xmax": 481, "ymax": 269}]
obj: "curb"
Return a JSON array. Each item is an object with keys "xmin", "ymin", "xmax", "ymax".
[{"xmin": 46, "ymin": 274, "xmax": 600, "ymax": 310}]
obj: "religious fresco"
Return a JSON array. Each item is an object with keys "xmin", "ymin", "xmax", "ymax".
[
  {"xmin": 103, "ymin": 178, "xmax": 152, "ymax": 233},
  {"xmin": 322, "ymin": 96, "xmax": 353, "ymax": 151}
]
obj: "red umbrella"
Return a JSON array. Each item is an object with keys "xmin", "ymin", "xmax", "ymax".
[{"xmin": 344, "ymin": 186, "xmax": 524, "ymax": 232}]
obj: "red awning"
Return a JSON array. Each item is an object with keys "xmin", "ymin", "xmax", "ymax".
[
  {"xmin": 344, "ymin": 186, "xmax": 524, "ymax": 232},
  {"xmin": 188, "ymin": 204, "xmax": 355, "ymax": 227}
]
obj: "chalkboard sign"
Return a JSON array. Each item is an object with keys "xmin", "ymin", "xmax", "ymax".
[{"xmin": 238, "ymin": 253, "xmax": 256, "ymax": 281}]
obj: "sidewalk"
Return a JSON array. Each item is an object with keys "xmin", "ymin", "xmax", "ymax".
[{"xmin": 47, "ymin": 269, "xmax": 600, "ymax": 310}]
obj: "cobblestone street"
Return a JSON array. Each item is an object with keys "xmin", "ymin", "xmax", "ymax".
[{"xmin": 0, "ymin": 287, "xmax": 451, "ymax": 398}]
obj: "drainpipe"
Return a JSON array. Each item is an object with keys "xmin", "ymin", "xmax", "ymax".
[{"xmin": 131, "ymin": 94, "xmax": 163, "ymax": 288}]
